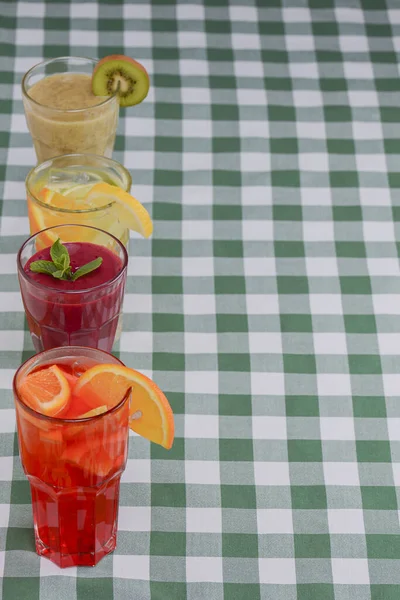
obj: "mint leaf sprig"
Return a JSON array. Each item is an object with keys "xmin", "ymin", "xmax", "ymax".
[{"xmin": 30, "ymin": 238, "xmax": 103, "ymax": 282}]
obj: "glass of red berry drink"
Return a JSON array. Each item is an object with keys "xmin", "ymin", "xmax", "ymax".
[{"xmin": 17, "ymin": 224, "xmax": 128, "ymax": 352}]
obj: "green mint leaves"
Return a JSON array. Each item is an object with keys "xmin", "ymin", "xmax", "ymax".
[{"xmin": 29, "ymin": 238, "xmax": 103, "ymax": 282}]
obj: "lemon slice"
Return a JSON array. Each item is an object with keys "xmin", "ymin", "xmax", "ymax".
[{"xmin": 84, "ymin": 183, "xmax": 153, "ymax": 238}]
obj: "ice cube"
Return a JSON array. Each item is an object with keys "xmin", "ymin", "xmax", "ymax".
[{"xmin": 48, "ymin": 168, "xmax": 91, "ymax": 187}]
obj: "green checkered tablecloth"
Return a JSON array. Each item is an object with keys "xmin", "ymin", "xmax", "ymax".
[{"xmin": 4, "ymin": 0, "xmax": 400, "ymax": 598}]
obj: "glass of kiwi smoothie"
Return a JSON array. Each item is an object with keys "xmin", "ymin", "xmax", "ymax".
[{"xmin": 22, "ymin": 57, "xmax": 119, "ymax": 163}]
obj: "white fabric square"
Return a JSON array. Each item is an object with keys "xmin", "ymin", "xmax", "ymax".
[
  {"xmin": 387, "ymin": 419, "xmax": 400, "ymax": 441},
  {"xmin": 306, "ymin": 258, "xmax": 338, "ymax": 277},
  {"xmin": 259, "ymin": 558, "xmax": 296, "ymax": 584},
  {"xmin": 252, "ymin": 417, "xmax": 287, "ymax": 440},
  {"xmin": 120, "ymin": 332, "xmax": 153, "ymax": 354},
  {"xmin": 185, "ymin": 372, "xmax": 218, "ymax": 394},
  {"xmin": 183, "ymin": 120, "xmax": 212, "ymax": 138},
  {"xmin": 0, "ymin": 217, "xmax": 29, "ymax": 236},
  {"xmin": 237, "ymin": 89, "xmax": 267, "ymax": 106},
  {"xmin": 320, "ymin": 417, "xmax": 355, "ymax": 441},
  {"xmin": 246, "ymin": 294, "xmax": 279, "ymax": 315},
  {"xmin": 185, "ymin": 460, "xmax": 220, "ymax": 484},
  {"xmin": 176, "ymin": 4, "xmax": 204, "ymax": 20},
  {"xmin": 123, "ymin": 294, "xmax": 152, "ymax": 314},
  {"xmin": 251, "ymin": 372, "xmax": 284, "ymax": 395},
  {"xmin": 356, "ymin": 154, "xmax": 386, "ymax": 172},
  {"xmin": 118, "ymin": 507, "xmax": 151, "ymax": 531},
  {"xmin": 185, "ymin": 332, "xmax": 217, "ymax": 354},
  {"xmin": 313, "ymin": 332, "xmax": 347, "ymax": 355},
  {"xmin": 185, "ymin": 415, "xmax": 219, "ymax": 439},
  {"xmin": 0, "ymin": 254, "xmax": 16, "ymax": 274},
  {"xmin": 0, "ymin": 410, "xmax": 16, "ymax": 433},
  {"xmin": 363, "ymin": 221, "xmax": 394, "ymax": 242},
  {"xmin": 0, "ymin": 505, "xmax": 10, "ymax": 528},
  {"xmin": 242, "ymin": 220, "xmax": 273, "ymax": 241},
  {"xmin": 344, "ymin": 62, "xmax": 374, "ymax": 80},
  {"xmin": 123, "ymin": 30, "xmax": 152, "ymax": 48},
  {"xmin": 301, "ymin": 188, "xmax": 332, "ymax": 206},
  {"xmin": 179, "ymin": 32, "xmax": 206, "ymax": 49},
  {"xmin": 70, "ymin": 30, "xmax": 98, "ymax": 46},
  {"xmin": 244, "ymin": 257, "xmax": 275, "ymax": 276},
  {"xmin": 254, "ymin": 461, "xmax": 290, "ymax": 486},
  {"xmin": 389, "ymin": 9, "xmax": 400, "ymax": 24},
  {"xmin": 328, "ymin": 509, "xmax": 365, "ymax": 534},
  {"xmin": 0, "ymin": 331, "xmax": 23, "ymax": 351},
  {"xmin": 368, "ymin": 258, "xmax": 400, "ymax": 277},
  {"xmin": 286, "ymin": 36, "xmax": 314, "ymax": 51},
  {"xmin": 310, "ymin": 293, "xmax": 343, "ymax": 316},
  {"xmin": 187, "ymin": 557, "xmax": 223, "ymax": 583},
  {"xmin": 349, "ymin": 91, "xmax": 378, "ymax": 107},
  {"xmin": 183, "ymin": 152, "xmax": 212, "ymax": 171},
  {"xmin": 340, "ymin": 36, "xmax": 368, "ymax": 52},
  {"xmin": 239, "ymin": 120, "xmax": 269, "ymax": 139},
  {"xmin": 317, "ymin": 374, "xmax": 352, "ymax": 396},
  {"xmin": 296, "ymin": 121, "xmax": 326, "ymax": 139},
  {"xmin": 373, "ymin": 294, "xmax": 400, "ymax": 315},
  {"xmin": 293, "ymin": 92, "xmax": 322, "ymax": 108},
  {"xmin": 125, "ymin": 116, "xmax": 155, "ymax": 137},
  {"xmin": 230, "ymin": 6, "xmax": 258, "ymax": 21},
  {"xmin": 182, "ymin": 256, "xmax": 214, "ymax": 276},
  {"xmin": 40, "ymin": 557, "xmax": 76, "ymax": 577},
  {"xmin": 184, "ymin": 294, "xmax": 216, "ymax": 315},
  {"xmin": 123, "ymin": 4, "xmax": 151, "ymax": 18},
  {"xmin": 378, "ymin": 333, "xmax": 400, "ymax": 355},
  {"xmin": 323, "ymin": 462, "xmax": 360, "ymax": 486},
  {"xmin": 18, "ymin": 2, "xmax": 45, "ymax": 17},
  {"xmin": 71, "ymin": 4, "xmax": 98, "ymax": 17},
  {"xmin": 257, "ymin": 509, "xmax": 293, "ymax": 534},
  {"xmin": 282, "ymin": 8, "xmax": 311, "ymax": 22},
  {"xmin": 299, "ymin": 152, "xmax": 329, "ymax": 172},
  {"xmin": 4, "ymin": 181, "xmax": 25, "ymax": 200},
  {"xmin": 303, "ymin": 221, "xmax": 334, "ymax": 241},
  {"xmin": 16, "ymin": 29, "xmax": 44, "ymax": 45},
  {"xmin": 335, "ymin": 8, "xmax": 364, "ymax": 23},
  {"xmin": 10, "ymin": 114, "xmax": 27, "ymax": 134},
  {"xmin": 114, "ymin": 555, "xmax": 150, "ymax": 580},
  {"xmin": 289, "ymin": 63, "xmax": 319, "ymax": 79},
  {"xmin": 332, "ymin": 558, "xmax": 370, "ymax": 584},
  {"xmin": 235, "ymin": 61, "xmax": 264, "ymax": 78},
  {"xmin": 0, "ymin": 294, "xmax": 23, "ymax": 312},
  {"xmin": 249, "ymin": 332, "xmax": 282, "ymax": 354},
  {"xmin": 241, "ymin": 187, "xmax": 272, "ymax": 206},
  {"xmin": 241, "ymin": 153, "xmax": 270, "ymax": 172},
  {"xmin": 181, "ymin": 87, "xmax": 211, "ymax": 105},
  {"xmin": 232, "ymin": 33, "xmax": 260, "ymax": 50},
  {"xmin": 127, "ymin": 257, "xmax": 152, "ymax": 276},
  {"xmin": 0, "ymin": 457, "xmax": 14, "ymax": 481},
  {"xmin": 124, "ymin": 151, "xmax": 154, "ymax": 170},
  {"xmin": 7, "ymin": 148, "xmax": 36, "ymax": 167},
  {"xmin": 186, "ymin": 508, "xmax": 222, "ymax": 533},
  {"xmin": 359, "ymin": 187, "xmax": 391, "ymax": 206},
  {"xmin": 353, "ymin": 121, "xmax": 382, "ymax": 140},
  {"xmin": 122, "ymin": 459, "xmax": 151, "ymax": 484},
  {"xmin": 392, "ymin": 463, "xmax": 400, "ymax": 486}
]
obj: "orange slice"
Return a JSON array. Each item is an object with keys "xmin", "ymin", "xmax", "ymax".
[
  {"xmin": 73, "ymin": 365, "xmax": 174, "ymax": 449},
  {"xmin": 18, "ymin": 365, "xmax": 71, "ymax": 417},
  {"xmin": 78, "ymin": 405, "xmax": 108, "ymax": 419}
]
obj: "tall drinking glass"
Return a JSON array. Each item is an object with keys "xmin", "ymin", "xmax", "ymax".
[
  {"xmin": 17, "ymin": 224, "xmax": 128, "ymax": 352},
  {"xmin": 13, "ymin": 346, "xmax": 131, "ymax": 568},
  {"xmin": 22, "ymin": 57, "xmax": 119, "ymax": 162}
]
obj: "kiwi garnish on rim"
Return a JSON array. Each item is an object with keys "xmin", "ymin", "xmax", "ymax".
[{"xmin": 92, "ymin": 55, "xmax": 150, "ymax": 107}]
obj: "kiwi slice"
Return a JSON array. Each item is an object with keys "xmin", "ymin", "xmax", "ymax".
[{"xmin": 92, "ymin": 55, "xmax": 150, "ymax": 108}]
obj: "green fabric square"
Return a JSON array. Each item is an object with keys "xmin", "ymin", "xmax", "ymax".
[
  {"xmin": 221, "ymin": 484, "xmax": 256, "ymax": 509},
  {"xmin": 219, "ymin": 394, "xmax": 252, "ymax": 416},
  {"xmin": 333, "ymin": 206, "xmax": 362, "ymax": 221},
  {"xmin": 215, "ymin": 276, "xmax": 246, "ymax": 294},
  {"xmin": 270, "ymin": 138, "xmax": 298, "ymax": 154},
  {"xmin": 273, "ymin": 205, "xmax": 302, "ymax": 221},
  {"xmin": 152, "ymin": 437, "xmax": 184, "ymax": 461},
  {"xmin": 330, "ymin": 171, "xmax": 359, "ymax": 187},
  {"xmin": 271, "ymin": 170, "xmax": 301, "ymax": 187},
  {"xmin": 152, "ymin": 239, "xmax": 182, "ymax": 257},
  {"xmin": 327, "ymin": 139, "xmax": 355, "ymax": 154},
  {"xmin": 283, "ymin": 354, "xmax": 316, "ymax": 374},
  {"xmin": 313, "ymin": 21, "xmax": 339, "ymax": 36},
  {"xmin": 206, "ymin": 20, "xmax": 231, "ymax": 33},
  {"xmin": 155, "ymin": 136, "xmax": 183, "ymax": 153},
  {"xmin": 265, "ymin": 77, "xmax": 292, "ymax": 91},
  {"xmin": 259, "ymin": 21, "xmax": 285, "ymax": 35},
  {"xmin": 217, "ymin": 315, "xmax": 248, "ymax": 333},
  {"xmin": 378, "ymin": 80, "xmax": 400, "ymax": 92},
  {"xmin": 274, "ymin": 241, "xmax": 305, "ymax": 257},
  {"xmin": 220, "ymin": 439, "xmax": 253, "ymax": 462},
  {"xmin": 297, "ymin": 584, "xmax": 334, "ymax": 600},
  {"xmin": 151, "ymin": 532, "xmax": 186, "ymax": 556},
  {"xmin": 44, "ymin": 17, "xmax": 69, "ymax": 30},
  {"xmin": 154, "ymin": 170, "xmax": 183, "ymax": 186},
  {"xmin": 381, "ymin": 107, "xmax": 400, "ymax": 122},
  {"xmin": 357, "ymin": 441, "xmax": 392, "ymax": 463},
  {"xmin": 6, "ymin": 527, "xmax": 35, "ymax": 551},
  {"xmin": 3, "ymin": 578, "xmax": 39, "ymax": 600},
  {"xmin": 152, "ymin": 19, "xmax": 177, "ymax": 32},
  {"xmin": 156, "ymin": 103, "xmax": 182, "ymax": 120},
  {"xmin": 219, "ymin": 353, "xmax": 251, "ymax": 372},
  {"xmin": 152, "ymin": 483, "xmax": 186, "ymax": 507},
  {"xmin": 361, "ymin": 486, "xmax": 397, "ymax": 510},
  {"xmin": 10, "ymin": 480, "xmax": 31, "ymax": 504},
  {"xmin": 384, "ymin": 139, "xmax": 400, "ymax": 154},
  {"xmin": 366, "ymin": 23, "xmax": 392, "ymax": 37},
  {"xmin": 367, "ymin": 535, "xmax": 400, "ymax": 559},
  {"xmin": 153, "ymin": 314, "xmax": 184, "ymax": 333},
  {"xmin": 261, "ymin": 50, "xmax": 288, "ymax": 63},
  {"xmin": 340, "ymin": 276, "xmax": 372, "ymax": 295},
  {"xmin": 336, "ymin": 242, "xmax": 366, "ymax": 258},
  {"xmin": 389, "ymin": 174, "xmax": 400, "ymax": 189},
  {"xmin": 213, "ymin": 205, "xmax": 242, "ymax": 220},
  {"xmin": 153, "ymin": 352, "xmax": 185, "ymax": 372},
  {"xmin": 214, "ymin": 241, "xmax": 243, "ymax": 257},
  {"xmin": 371, "ymin": 586, "xmax": 400, "ymax": 600},
  {"xmin": 288, "ymin": 440, "xmax": 323, "ymax": 462},
  {"xmin": 277, "ymin": 276, "xmax": 309, "ymax": 294},
  {"xmin": 153, "ymin": 48, "xmax": 179, "ymax": 60},
  {"xmin": 268, "ymin": 105, "xmax": 296, "ymax": 121},
  {"xmin": 77, "ymin": 579, "xmax": 114, "ymax": 598},
  {"xmin": 213, "ymin": 170, "xmax": 242, "ymax": 186},
  {"xmin": 150, "ymin": 582, "xmax": 187, "ymax": 599},
  {"xmin": 353, "ymin": 397, "xmax": 386, "ymax": 418},
  {"xmin": 223, "ymin": 584, "xmax": 260, "ymax": 600},
  {"xmin": 154, "ymin": 75, "xmax": 181, "ymax": 88},
  {"xmin": 213, "ymin": 137, "xmax": 240, "ymax": 152},
  {"xmin": 286, "ymin": 396, "xmax": 319, "ymax": 417},
  {"xmin": 348, "ymin": 354, "xmax": 381, "ymax": 375},
  {"xmin": 153, "ymin": 202, "xmax": 182, "ymax": 221},
  {"xmin": 280, "ymin": 314, "xmax": 313, "ymax": 333},
  {"xmin": 294, "ymin": 534, "xmax": 331, "ymax": 558},
  {"xmin": 212, "ymin": 105, "xmax": 239, "ymax": 121},
  {"xmin": 321, "ymin": 79, "xmax": 347, "ymax": 92},
  {"xmin": 344, "ymin": 315, "xmax": 376, "ymax": 333},
  {"xmin": 0, "ymin": 44, "xmax": 15, "ymax": 57},
  {"xmin": 324, "ymin": 106, "xmax": 352, "ymax": 122},
  {"xmin": 168, "ymin": 392, "xmax": 185, "ymax": 414},
  {"xmin": 222, "ymin": 533, "xmax": 259, "ymax": 557},
  {"xmin": 208, "ymin": 49, "xmax": 234, "ymax": 62},
  {"xmin": 210, "ymin": 76, "xmax": 237, "ymax": 90},
  {"xmin": 152, "ymin": 276, "xmax": 182, "ymax": 295},
  {"xmin": 98, "ymin": 18, "xmax": 122, "ymax": 31},
  {"xmin": 292, "ymin": 486, "xmax": 327, "ymax": 509}
]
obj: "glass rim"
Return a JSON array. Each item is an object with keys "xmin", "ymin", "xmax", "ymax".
[
  {"xmin": 17, "ymin": 223, "xmax": 128, "ymax": 294},
  {"xmin": 25, "ymin": 152, "xmax": 132, "ymax": 215},
  {"xmin": 13, "ymin": 346, "xmax": 130, "ymax": 424},
  {"xmin": 21, "ymin": 56, "xmax": 118, "ymax": 113}
]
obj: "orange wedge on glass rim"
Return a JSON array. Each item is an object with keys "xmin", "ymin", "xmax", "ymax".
[{"xmin": 73, "ymin": 365, "xmax": 174, "ymax": 449}]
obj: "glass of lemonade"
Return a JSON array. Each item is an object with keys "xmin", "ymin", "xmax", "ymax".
[
  {"xmin": 13, "ymin": 346, "xmax": 131, "ymax": 568},
  {"xmin": 26, "ymin": 153, "xmax": 132, "ymax": 247},
  {"xmin": 22, "ymin": 57, "xmax": 119, "ymax": 162}
]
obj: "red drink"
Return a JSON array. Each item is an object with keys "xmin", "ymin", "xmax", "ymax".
[
  {"xmin": 17, "ymin": 225, "xmax": 128, "ymax": 352},
  {"xmin": 13, "ymin": 347, "xmax": 130, "ymax": 568}
]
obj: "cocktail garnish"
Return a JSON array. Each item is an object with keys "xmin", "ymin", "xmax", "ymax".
[{"xmin": 30, "ymin": 238, "xmax": 103, "ymax": 281}]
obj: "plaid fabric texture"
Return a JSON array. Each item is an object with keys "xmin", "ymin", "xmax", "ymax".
[{"xmin": 1, "ymin": 0, "xmax": 400, "ymax": 598}]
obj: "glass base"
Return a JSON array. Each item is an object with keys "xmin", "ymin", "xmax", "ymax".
[{"xmin": 36, "ymin": 532, "xmax": 116, "ymax": 568}]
